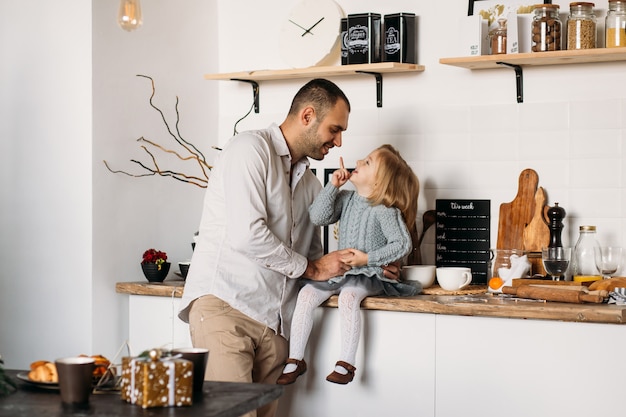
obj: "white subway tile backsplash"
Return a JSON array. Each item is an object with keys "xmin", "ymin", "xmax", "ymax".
[
  {"xmin": 426, "ymin": 132, "xmax": 471, "ymax": 161},
  {"xmin": 419, "ymin": 104, "xmax": 471, "ymax": 134},
  {"xmin": 518, "ymin": 130, "xmax": 570, "ymax": 160},
  {"xmin": 345, "ymin": 109, "xmax": 381, "ymax": 136},
  {"xmin": 470, "ymin": 131, "xmax": 518, "ymax": 160},
  {"xmin": 568, "ymin": 187, "xmax": 621, "ymax": 217},
  {"xmin": 570, "ymin": 99, "xmax": 622, "ymax": 130},
  {"xmin": 570, "ymin": 129, "xmax": 622, "ymax": 158},
  {"xmin": 518, "ymin": 102, "xmax": 569, "ymax": 131},
  {"xmin": 422, "ymin": 160, "xmax": 472, "ymax": 189},
  {"xmin": 470, "ymin": 103, "xmax": 518, "ymax": 132},
  {"xmin": 569, "ymin": 158, "xmax": 621, "ymax": 188},
  {"xmin": 467, "ymin": 161, "xmax": 521, "ymax": 189}
]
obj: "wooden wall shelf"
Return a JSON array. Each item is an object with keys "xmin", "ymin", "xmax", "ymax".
[
  {"xmin": 204, "ymin": 62, "xmax": 424, "ymax": 81},
  {"xmin": 439, "ymin": 47, "xmax": 626, "ymax": 70},
  {"xmin": 439, "ymin": 48, "xmax": 626, "ymax": 102},
  {"xmin": 204, "ymin": 62, "xmax": 424, "ymax": 111}
]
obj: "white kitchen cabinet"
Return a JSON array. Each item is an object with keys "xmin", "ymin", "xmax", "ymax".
[
  {"xmin": 280, "ymin": 310, "xmax": 626, "ymax": 417},
  {"xmin": 127, "ymin": 294, "xmax": 192, "ymax": 354},
  {"xmin": 277, "ymin": 309, "xmax": 436, "ymax": 417},
  {"xmin": 435, "ymin": 315, "xmax": 626, "ymax": 417}
]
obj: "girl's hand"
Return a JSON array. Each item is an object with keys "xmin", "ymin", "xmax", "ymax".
[
  {"xmin": 331, "ymin": 157, "xmax": 351, "ymax": 188},
  {"xmin": 340, "ymin": 249, "xmax": 368, "ymax": 267}
]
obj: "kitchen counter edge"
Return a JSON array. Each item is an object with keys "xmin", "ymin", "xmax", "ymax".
[{"xmin": 115, "ymin": 281, "xmax": 626, "ymax": 325}]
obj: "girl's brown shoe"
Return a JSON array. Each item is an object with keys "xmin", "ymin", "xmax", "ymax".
[
  {"xmin": 325, "ymin": 361, "xmax": 356, "ymax": 385},
  {"xmin": 276, "ymin": 358, "xmax": 307, "ymax": 385}
]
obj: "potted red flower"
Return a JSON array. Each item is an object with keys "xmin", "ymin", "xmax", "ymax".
[{"xmin": 141, "ymin": 249, "xmax": 170, "ymax": 282}]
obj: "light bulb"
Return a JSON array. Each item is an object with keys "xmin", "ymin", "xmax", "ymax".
[{"xmin": 117, "ymin": 0, "xmax": 143, "ymax": 32}]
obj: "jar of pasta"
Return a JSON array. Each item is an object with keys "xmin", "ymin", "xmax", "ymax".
[
  {"xmin": 606, "ymin": 0, "xmax": 626, "ymax": 47},
  {"xmin": 567, "ymin": 2, "xmax": 596, "ymax": 49},
  {"xmin": 532, "ymin": 4, "xmax": 562, "ymax": 52}
]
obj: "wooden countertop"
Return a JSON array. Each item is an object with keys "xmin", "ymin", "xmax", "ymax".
[{"xmin": 115, "ymin": 281, "xmax": 626, "ymax": 325}]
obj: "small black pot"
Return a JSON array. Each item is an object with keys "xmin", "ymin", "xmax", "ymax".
[{"xmin": 141, "ymin": 262, "xmax": 171, "ymax": 283}]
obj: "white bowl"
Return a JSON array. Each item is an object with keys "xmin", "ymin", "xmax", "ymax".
[{"xmin": 402, "ymin": 265, "xmax": 436, "ymax": 288}]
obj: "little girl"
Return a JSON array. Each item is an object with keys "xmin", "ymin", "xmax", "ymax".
[{"xmin": 277, "ymin": 144, "xmax": 420, "ymax": 386}]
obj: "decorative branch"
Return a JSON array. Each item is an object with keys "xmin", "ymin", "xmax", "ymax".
[{"xmin": 103, "ymin": 75, "xmax": 213, "ymax": 188}]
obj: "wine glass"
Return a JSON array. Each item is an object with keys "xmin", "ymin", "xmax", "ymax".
[
  {"xmin": 541, "ymin": 247, "xmax": 571, "ymax": 281},
  {"xmin": 594, "ymin": 246, "xmax": 623, "ymax": 279}
]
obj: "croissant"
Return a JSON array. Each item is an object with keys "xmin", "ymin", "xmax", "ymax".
[{"xmin": 28, "ymin": 361, "xmax": 58, "ymax": 383}]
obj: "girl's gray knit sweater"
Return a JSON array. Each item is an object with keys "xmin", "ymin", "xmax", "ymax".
[{"xmin": 309, "ymin": 182, "xmax": 414, "ymax": 291}]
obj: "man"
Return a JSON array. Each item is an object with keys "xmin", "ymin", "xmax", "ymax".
[{"xmin": 179, "ymin": 79, "xmax": 387, "ymax": 417}]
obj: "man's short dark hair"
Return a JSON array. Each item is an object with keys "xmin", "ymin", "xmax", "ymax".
[{"xmin": 288, "ymin": 79, "xmax": 351, "ymax": 121}]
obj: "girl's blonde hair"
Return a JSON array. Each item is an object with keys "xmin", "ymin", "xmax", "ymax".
[{"xmin": 368, "ymin": 144, "xmax": 420, "ymax": 238}]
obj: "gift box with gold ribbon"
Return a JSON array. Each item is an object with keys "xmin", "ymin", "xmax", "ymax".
[{"xmin": 120, "ymin": 349, "xmax": 193, "ymax": 408}]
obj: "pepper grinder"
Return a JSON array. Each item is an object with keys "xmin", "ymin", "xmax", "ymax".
[{"xmin": 546, "ymin": 202, "xmax": 566, "ymax": 248}]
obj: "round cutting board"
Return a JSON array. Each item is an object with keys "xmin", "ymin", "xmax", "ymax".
[{"xmin": 422, "ymin": 285, "xmax": 488, "ymax": 296}]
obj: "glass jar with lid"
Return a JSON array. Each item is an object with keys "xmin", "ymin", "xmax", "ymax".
[
  {"xmin": 531, "ymin": 4, "xmax": 562, "ymax": 52},
  {"xmin": 489, "ymin": 18, "xmax": 508, "ymax": 54},
  {"xmin": 606, "ymin": 0, "xmax": 626, "ymax": 47},
  {"xmin": 567, "ymin": 2, "xmax": 596, "ymax": 49},
  {"xmin": 572, "ymin": 225, "xmax": 601, "ymax": 280}
]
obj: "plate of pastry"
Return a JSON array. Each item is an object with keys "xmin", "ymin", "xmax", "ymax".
[
  {"xmin": 17, "ymin": 361, "xmax": 59, "ymax": 390},
  {"xmin": 18, "ymin": 355, "xmax": 115, "ymax": 390}
]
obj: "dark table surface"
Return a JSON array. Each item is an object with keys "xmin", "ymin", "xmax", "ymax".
[{"xmin": 0, "ymin": 369, "xmax": 283, "ymax": 417}]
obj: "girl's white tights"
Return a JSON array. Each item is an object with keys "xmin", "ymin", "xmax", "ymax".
[{"xmin": 283, "ymin": 284, "xmax": 370, "ymax": 375}]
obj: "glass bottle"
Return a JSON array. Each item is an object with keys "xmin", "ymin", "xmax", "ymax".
[
  {"xmin": 489, "ymin": 18, "xmax": 508, "ymax": 55},
  {"xmin": 532, "ymin": 4, "xmax": 562, "ymax": 52},
  {"xmin": 606, "ymin": 0, "xmax": 626, "ymax": 48},
  {"xmin": 567, "ymin": 2, "xmax": 597, "ymax": 50},
  {"xmin": 572, "ymin": 225, "xmax": 601, "ymax": 280}
]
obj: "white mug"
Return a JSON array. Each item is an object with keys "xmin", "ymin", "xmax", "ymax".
[{"xmin": 436, "ymin": 267, "xmax": 473, "ymax": 291}]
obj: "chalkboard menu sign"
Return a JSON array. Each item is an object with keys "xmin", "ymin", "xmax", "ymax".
[{"xmin": 436, "ymin": 199, "xmax": 490, "ymax": 285}]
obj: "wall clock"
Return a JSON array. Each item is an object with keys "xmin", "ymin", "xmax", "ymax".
[{"xmin": 279, "ymin": 0, "xmax": 345, "ymax": 68}]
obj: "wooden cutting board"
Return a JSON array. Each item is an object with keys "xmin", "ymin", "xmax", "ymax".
[
  {"xmin": 521, "ymin": 186, "xmax": 550, "ymax": 276},
  {"xmin": 522, "ymin": 186, "xmax": 550, "ymax": 252},
  {"xmin": 497, "ymin": 168, "xmax": 539, "ymax": 250}
]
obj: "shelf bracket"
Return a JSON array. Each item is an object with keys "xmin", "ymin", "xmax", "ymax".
[
  {"xmin": 231, "ymin": 79, "xmax": 260, "ymax": 113},
  {"xmin": 356, "ymin": 71, "xmax": 383, "ymax": 107},
  {"xmin": 496, "ymin": 62, "xmax": 523, "ymax": 103}
]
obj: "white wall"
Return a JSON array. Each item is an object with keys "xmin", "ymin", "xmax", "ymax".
[
  {"xmin": 0, "ymin": 0, "xmax": 93, "ymax": 366},
  {"xmin": 91, "ymin": 0, "xmax": 218, "ymax": 361},
  {"xmin": 0, "ymin": 0, "xmax": 218, "ymax": 368}
]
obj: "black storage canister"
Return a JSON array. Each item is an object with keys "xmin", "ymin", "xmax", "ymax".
[
  {"xmin": 383, "ymin": 13, "xmax": 417, "ymax": 63},
  {"xmin": 347, "ymin": 13, "xmax": 382, "ymax": 64},
  {"xmin": 341, "ymin": 18, "xmax": 348, "ymax": 65}
]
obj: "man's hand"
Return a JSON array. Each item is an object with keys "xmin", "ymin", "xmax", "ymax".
[
  {"xmin": 303, "ymin": 250, "xmax": 352, "ymax": 281},
  {"xmin": 382, "ymin": 262, "xmax": 401, "ymax": 281}
]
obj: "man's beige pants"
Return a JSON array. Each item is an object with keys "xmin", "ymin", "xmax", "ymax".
[{"xmin": 189, "ymin": 294, "xmax": 289, "ymax": 417}]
